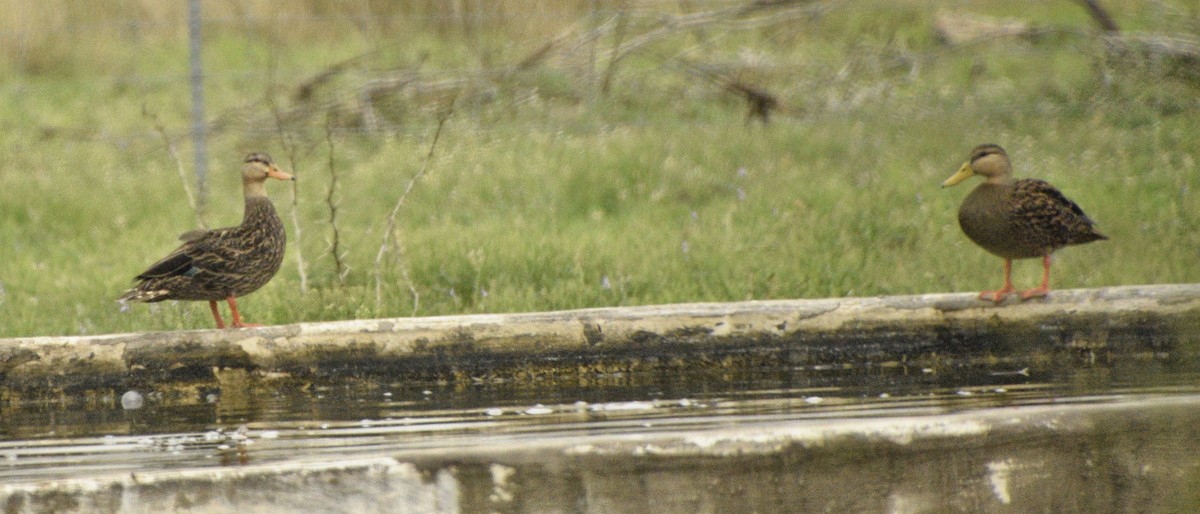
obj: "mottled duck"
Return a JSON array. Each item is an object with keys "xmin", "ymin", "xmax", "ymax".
[
  {"xmin": 943, "ymin": 144, "xmax": 1107, "ymax": 303},
  {"xmin": 118, "ymin": 153, "xmax": 294, "ymax": 328}
]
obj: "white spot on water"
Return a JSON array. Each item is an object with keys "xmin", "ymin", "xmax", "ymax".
[
  {"xmin": 804, "ymin": 396, "xmax": 824, "ymax": 404},
  {"xmin": 524, "ymin": 404, "xmax": 553, "ymax": 415},
  {"xmin": 485, "ymin": 408, "xmax": 504, "ymax": 417},
  {"xmin": 589, "ymin": 401, "xmax": 655, "ymax": 412},
  {"xmin": 987, "ymin": 459, "xmax": 1014, "ymax": 504},
  {"xmin": 489, "ymin": 464, "xmax": 516, "ymax": 504},
  {"xmin": 120, "ymin": 391, "xmax": 144, "ymax": 410}
]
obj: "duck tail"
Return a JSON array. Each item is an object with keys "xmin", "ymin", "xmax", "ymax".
[{"xmin": 116, "ymin": 285, "xmax": 170, "ymax": 303}]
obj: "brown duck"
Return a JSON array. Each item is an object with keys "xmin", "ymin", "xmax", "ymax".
[
  {"xmin": 118, "ymin": 153, "xmax": 294, "ymax": 328},
  {"xmin": 942, "ymin": 144, "xmax": 1107, "ymax": 303}
]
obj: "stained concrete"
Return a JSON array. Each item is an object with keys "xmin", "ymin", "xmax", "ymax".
[
  {"xmin": 2, "ymin": 285, "xmax": 1199, "ymax": 513},
  {"xmin": 2, "ymin": 284, "xmax": 1199, "ymax": 395}
]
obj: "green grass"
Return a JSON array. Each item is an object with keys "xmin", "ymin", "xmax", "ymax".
[{"xmin": 1, "ymin": 1, "xmax": 1199, "ymax": 337}]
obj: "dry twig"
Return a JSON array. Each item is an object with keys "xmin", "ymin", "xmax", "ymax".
[
  {"xmin": 268, "ymin": 90, "xmax": 309, "ymax": 294},
  {"xmin": 323, "ymin": 114, "xmax": 348, "ymax": 286},
  {"xmin": 374, "ymin": 103, "xmax": 455, "ymax": 314},
  {"xmin": 143, "ymin": 106, "xmax": 207, "ymax": 229}
]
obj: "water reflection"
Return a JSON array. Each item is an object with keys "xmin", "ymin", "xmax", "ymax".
[{"xmin": 0, "ymin": 355, "xmax": 1196, "ymax": 484}]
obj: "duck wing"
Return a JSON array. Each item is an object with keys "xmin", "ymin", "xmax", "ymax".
[
  {"xmin": 1011, "ymin": 179, "xmax": 1107, "ymax": 246},
  {"xmin": 134, "ymin": 227, "xmax": 233, "ymax": 280}
]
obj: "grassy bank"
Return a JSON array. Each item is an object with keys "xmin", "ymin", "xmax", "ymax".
[{"xmin": 1, "ymin": 0, "xmax": 1197, "ymax": 337}]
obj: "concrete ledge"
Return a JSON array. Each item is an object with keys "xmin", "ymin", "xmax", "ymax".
[{"xmin": 3, "ymin": 284, "xmax": 1199, "ymax": 394}]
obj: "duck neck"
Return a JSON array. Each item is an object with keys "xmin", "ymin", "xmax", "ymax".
[
  {"xmin": 984, "ymin": 174, "xmax": 1014, "ymax": 186},
  {"xmin": 243, "ymin": 178, "xmax": 268, "ymax": 199},
  {"xmin": 242, "ymin": 192, "xmax": 277, "ymax": 226}
]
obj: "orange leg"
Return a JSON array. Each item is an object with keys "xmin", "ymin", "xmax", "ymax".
[
  {"xmin": 1020, "ymin": 254, "xmax": 1052, "ymax": 300},
  {"xmin": 208, "ymin": 300, "xmax": 227, "ymax": 329},
  {"xmin": 225, "ymin": 296, "xmax": 262, "ymax": 328},
  {"xmin": 979, "ymin": 259, "xmax": 1016, "ymax": 303}
]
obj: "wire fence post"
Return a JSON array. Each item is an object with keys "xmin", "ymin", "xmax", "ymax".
[{"xmin": 188, "ymin": 0, "xmax": 209, "ymax": 215}]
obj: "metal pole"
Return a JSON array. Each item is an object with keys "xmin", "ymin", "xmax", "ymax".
[{"xmin": 188, "ymin": 0, "xmax": 209, "ymax": 214}]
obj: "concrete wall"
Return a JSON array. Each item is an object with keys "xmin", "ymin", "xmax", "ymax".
[
  {"xmin": 2, "ymin": 285, "xmax": 1199, "ymax": 513},
  {"xmin": 3, "ymin": 284, "xmax": 1199, "ymax": 396}
]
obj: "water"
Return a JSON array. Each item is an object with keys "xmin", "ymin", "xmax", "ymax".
[{"xmin": 2, "ymin": 356, "xmax": 1197, "ymax": 487}]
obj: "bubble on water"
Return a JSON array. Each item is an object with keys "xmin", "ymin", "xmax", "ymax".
[
  {"xmin": 590, "ymin": 401, "xmax": 654, "ymax": 412},
  {"xmin": 485, "ymin": 408, "xmax": 504, "ymax": 417},
  {"xmin": 524, "ymin": 404, "xmax": 553, "ymax": 415},
  {"xmin": 121, "ymin": 391, "xmax": 144, "ymax": 410}
]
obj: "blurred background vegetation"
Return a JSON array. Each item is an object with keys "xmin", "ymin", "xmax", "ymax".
[{"xmin": 0, "ymin": 0, "xmax": 1197, "ymax": 337}]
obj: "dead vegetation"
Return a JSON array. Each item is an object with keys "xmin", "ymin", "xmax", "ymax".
[
  {"xmin": 206, "ymin": 0, "xmax": 1200, "ymax": 139},
  {"xmin": 236, "ymin": 0, "xmax": 830, "ymax": 133}
]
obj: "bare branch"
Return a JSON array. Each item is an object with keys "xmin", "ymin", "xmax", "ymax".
[
  {"xmin": 268, "ymin": 78, "xmax": 309, "ymax": 294},
  {"xmin": 323, "ymin": 114, "xmax": 348, "ymax": 286},
  {"xmin": 375, "ymin": 103, "xmax": 454, "ymax": 315},
  {"xmin": 608, "ymin": 0, "xmax": 827, "ymax": 65},
  {"xmin": 1076, "ymin": 0, "xmax": 1120, "ymax": 33},
  {"xmin": 143, "ymin": 105, "xmax": 207, "ymax": 229}
]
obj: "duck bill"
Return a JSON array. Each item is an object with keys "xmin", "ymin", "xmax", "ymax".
[
  {"xmin": 267, "ymin": 167, "xmax": 295, "ymax": 181},
  {"xmin": 941, "ymin": 162, "xmax": 974, "ymax": 188}
]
